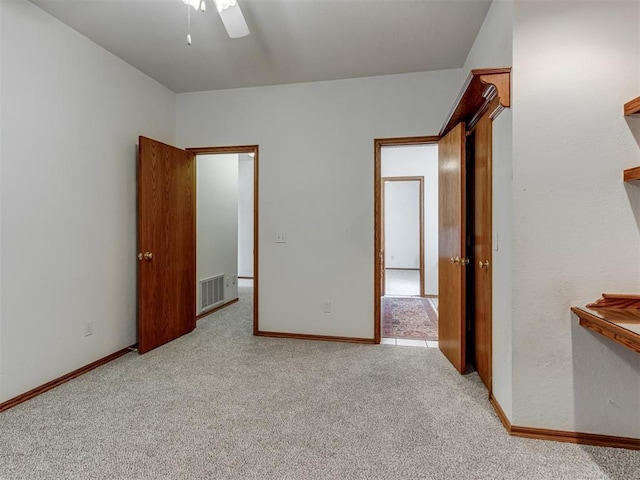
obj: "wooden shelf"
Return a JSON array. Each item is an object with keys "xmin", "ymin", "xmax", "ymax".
[
  {"xmin": 623, "ymin": 166, "xmax": 640, "ymax": 182},
  {"xmin": 624, "ymin": 96, "xmax": 640, "ymax": 116},
  {"xmin": 572, "ymin": 293, "xmax": 640, "ymax": 354}
]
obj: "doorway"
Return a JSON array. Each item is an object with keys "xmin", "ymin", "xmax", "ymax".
[
  {"xmin": 382, "ymin": 177, "xmax": 424, "ymax": 297},
  {"xmin": 136, "ymin": 140, "xmax": 258, "ymax": 354},
  {"xmin": 374, "ymin": 137, "xmax": 439, "ymax": 347},
  {"xmin": 187, "ymin": 145, "xmax": 259, "ymax": 334}
]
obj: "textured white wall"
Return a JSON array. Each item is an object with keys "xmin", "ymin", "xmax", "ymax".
[
  {"xmin": 176, "ymin": 70, "xmax": 460, "ymax": 338},
  {"xmin": 238, "ymin": 156, "xmax": 254, "ymax": 277},
  {"xmin": 461, "ymin": 0, "xmax": 514, "ymax": 420},
  {"xmin": 381, "ymin": 144, "xmax": 439, "ymax": 295},
  {"xmin": 0, "ymin": 0, "xmax": 175, "ymax": 402},
  {"xmin": 512, "ymin": 1, "xmax": 640, "ymax": 437},
  {"xmin": 462, "ymin": 0, "xmax": 513, "ymax": 79},
  {"xmin": 384, "ymin": 181, "xmax": 421, "ymax": 270},
  {"xmin": 197, "ymin": 154, "xmax": 239, "ymax": 311},
  {"xmin": 0, "ymin": 0, "xmax": 3, "ymax": 402}
]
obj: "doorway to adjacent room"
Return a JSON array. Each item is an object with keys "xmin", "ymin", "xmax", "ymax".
[{"xmin": 375, "ymin": 139, "xmax": 439, "ymax": 347}]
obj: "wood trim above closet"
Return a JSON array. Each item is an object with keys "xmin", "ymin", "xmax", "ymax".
[{"xmin": 440, "ymin": 68, "xmax": 511, "ymax": 137}]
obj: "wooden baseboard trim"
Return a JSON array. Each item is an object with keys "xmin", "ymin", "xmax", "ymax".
[
  {"xmin": 489, "ymin": 394, "xmax": 640, "ymax": 450},
  {"xmin": 489, "ymin": 394, "xmax": 511, "ymax": 432},
  {"xmin": 510, "ymin": 425, "xmax": 640, "ymax": 450},
  {"xmin": 0, "ymin": 346, "xmax": 134, "ymax": 413},
  {"xmin": 238, "ymin": 276, "xmax": 253, "ymax": 279},
  {"xmin": 256, "ymin": 331, "xmax": 376, "ymax": 344},
  {"xmin": 196, "ymin": 298, "xmax": 239, "ymax": 321}
]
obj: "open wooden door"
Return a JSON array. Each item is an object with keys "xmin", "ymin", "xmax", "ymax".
[
  {"xmin": 438, "ymin": 123, "xmax": 467, "ymax": 373},
  {"xmin": 473, "ymin": 102, "xmax": 496, "ymax": 391},
  {"xmin": 138, "ymin": 136, "xmax": 196, "ymax": 354}
]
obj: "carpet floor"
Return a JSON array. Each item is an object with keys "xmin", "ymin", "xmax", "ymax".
[
  {"xmin": 382, "ymin": 296, "xmax": 438, "ymax": 340},
  {"xmin": 0, "ymin": 282, "xmax": 638, "ymax": 479}
]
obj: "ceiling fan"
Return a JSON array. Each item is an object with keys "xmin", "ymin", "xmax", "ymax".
[{"xmin": 182, "ymin": 0, "xmax": 249, "ymax": 41}]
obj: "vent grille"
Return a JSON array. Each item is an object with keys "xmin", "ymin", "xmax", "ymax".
[{"xmin": 200, "ymin": 275, "xmax": 224, "ymax": 311}]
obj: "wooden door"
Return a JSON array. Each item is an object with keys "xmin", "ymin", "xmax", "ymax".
[
  {"xmin": 473, "ymin": 107, "xmax": 494, "ymax": 391},
  {"xmin": 138, "ymin": 136, "xmax": 196, "ymax": 354},
  {"xmin": 438, "ymin": 123, "xmax": 467, "ymax": 374}
]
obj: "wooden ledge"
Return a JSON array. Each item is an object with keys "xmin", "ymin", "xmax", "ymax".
[
  {"xmin": 440, "ymin": 67, "xmax": 511, "ymax": 136},
  {"xmin": 624, "ymin": 166, "xmax": 640, "ymax": 182},
  {"xmin": 624, "ymin": 96, "xmax": 640, "ymax": 116},
  {"xmin": 572, "ymin": 306, "xmax": 640, "ymax": 354}
]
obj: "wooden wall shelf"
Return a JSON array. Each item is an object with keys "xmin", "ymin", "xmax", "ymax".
[
  {"xmin": 624, "ymin": 96, "xmax": 640, "ymax": 116},
  {"xmin": 623, "ymin": 167, "xmax": 640, "ymax": 182},
  {"xmin": 624, "ymin": 166, "xmax": 640, "ymax": 182},
  {"xmin": 572, "ymin": 293, "xmax": 640, "ymax": 354}
]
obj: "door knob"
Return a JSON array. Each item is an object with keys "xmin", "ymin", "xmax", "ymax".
[
  {"xmin": 479, "ymin": 260, "xmax": 490, "ymax": 269},
  {"xmin": 461, "ymin": 257, "xmax": 470, "ymax": 266},
  {"xmin": 138, "ymin": 252, "xmax": 153, "ymax": 261},
  {"xmin": 450, "ymin": 256, "xmax": 461, "ymax": 265}
]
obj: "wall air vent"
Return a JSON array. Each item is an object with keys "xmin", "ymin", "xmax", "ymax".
[{"xmin": 200, "ymin": 274, "xmax": 224, "ymax": 312}]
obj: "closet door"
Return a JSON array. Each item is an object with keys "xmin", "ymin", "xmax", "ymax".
[
  {"xmin": 473, "ymin": 102, "xmax": 496, "ymax": 391},
  {"xmin": 438, "ymin": 123, "xmax": 467, "ymax": 374}
]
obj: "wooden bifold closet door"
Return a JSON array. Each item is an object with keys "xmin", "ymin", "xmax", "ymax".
[{"xmin": 438, "ymin": 122, "xmax": 467, "ymax": 374}]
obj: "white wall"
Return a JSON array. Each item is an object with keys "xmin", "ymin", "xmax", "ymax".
[
  {"xmin": 381, "ymin": 145, "xmax": 439, "ymax": 295},
  {"xmin": 238, "ymin": 155, "xmax": 254, "ymax": 277},
  {"xmin": 197, "ymin": 154, "xmax": 239, "ymax": 311},
  {"xmin": 384, "ymin": 181, "xmax": 420, "ymax": 269},
  {"xmin": 0, "ymin": 0, "xmax": 176, "ymax": 402},
  {"xmin": 461, "ymin": 0, "xmax": 515, "ymax": 420},
  {"xmin": 177, "ymin": 70, "xmax": 461, "ymax": 337},
  {"xmin": 511, "ymin": 1, "xmax": 640, "ymax": 437},
  {"xmin": 0, "ymin": 0, "xmax": 3, "ymax": 402}
]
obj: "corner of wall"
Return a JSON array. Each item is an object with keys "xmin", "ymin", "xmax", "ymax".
[
  {"xmin": 510, "ymin": 0, "xmax": 640, "ymax": 438},
  {"xmin": 0, "ymin": 0, "xmax": 4, "ymax": 404},
  {"xmin": 461, "ymin": 0, "xmax": 515, "ymax": 423}
]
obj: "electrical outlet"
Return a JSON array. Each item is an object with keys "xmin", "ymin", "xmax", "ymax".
[
  {"xmin": 226, "ymin": 277, "xmax": 230, "ymax": 287},
  {"xmin": 323, "ymin": 301, "xmax": 332, "ymax": 314},
  {"xmin": 233, "ymin": 274, "xmax": 237, "ymax": 285},
  {"xmin": 84, "ymin": 321, "xmax": 94, "ymax": 337}
]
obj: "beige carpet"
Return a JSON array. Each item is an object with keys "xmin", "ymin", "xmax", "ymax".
[{"xmin": 0, "ymin": 282, "xmax": 638, "ymax": 479}]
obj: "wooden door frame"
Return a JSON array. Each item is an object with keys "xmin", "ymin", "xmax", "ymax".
[
  {"xmin": 186, "ymin": 145, "xmax": 259, "ymax": 335},
  {"xmin": 381, "ymin": 176, "xmax": 425, "ymax": 297},
  {"xmin": 374, "ymin": 136, "xmax": 439, "ymax": 344}
]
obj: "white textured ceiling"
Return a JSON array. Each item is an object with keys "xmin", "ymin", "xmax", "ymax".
[{"xmin": 30, "ymin": 0, "xmax": 492, "ymax": 93}]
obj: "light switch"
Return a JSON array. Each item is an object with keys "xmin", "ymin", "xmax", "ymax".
[{"xmin": 276, "ymin": 232, "xmax": 287, "ymax": 243}]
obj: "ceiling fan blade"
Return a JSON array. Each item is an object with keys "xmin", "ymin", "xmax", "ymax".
[{"xmin": 216, "ymin": 0, "xmax": 250, "ymax": 38}]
